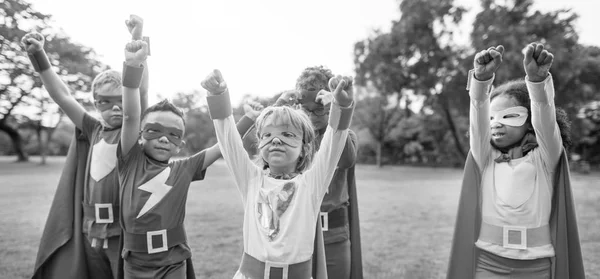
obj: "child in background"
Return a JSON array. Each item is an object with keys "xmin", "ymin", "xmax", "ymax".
[
  {"xmin": 202, "ymin": 69, "xmax": 354, "ymax": 279},
  {"xmin": 116, "ymin": 42, "xmax": 256, "ymax": 279},
  {"xmin": 447, "ymin": 44, "xmax": 585, "ymax": 279},
  {"xmin": 25, "ymin": 15, "xmax": 149, "ymax": 279}
]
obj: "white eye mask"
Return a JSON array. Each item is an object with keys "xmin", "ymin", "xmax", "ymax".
[{"xmin": 490, "ymin": 106, "xmax": 528, "ymax": 127}]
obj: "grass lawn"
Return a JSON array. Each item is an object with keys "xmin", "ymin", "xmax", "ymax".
[{"xmin": 0, "ymin": 156, "xmax": 598, "ymax": 279}]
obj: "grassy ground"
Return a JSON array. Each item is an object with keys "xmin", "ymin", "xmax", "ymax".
[{"xmin": 0, "ymin": 156, "xmax": 598, "ymax": 279}]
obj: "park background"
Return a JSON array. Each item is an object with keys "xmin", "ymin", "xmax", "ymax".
[{"xmin": 1, "ymin": 0, "xmax": 599, "ymax": 278}]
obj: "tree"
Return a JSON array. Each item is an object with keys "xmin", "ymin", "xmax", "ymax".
[
  {"xmin": 0, "ymin": 0, "xmax": 106, "ymax": 162},
  {"xmin": 354, "ymin": 0, "xmax": 469, "ymax": 165}
]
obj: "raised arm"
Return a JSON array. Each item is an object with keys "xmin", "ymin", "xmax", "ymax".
[
  {"xmin": 125, "ymin": 14, "xmax": 149, "ymax": 111},
  {"xmin": 22, "ymin": 32, "xmax": 87, "ymax": 129},
  {"xmin": 522, "ymin": 43, "xmax": 562, "ymax": 169},
  {"xmin": 201, "ymin": 69, "xmax": 260, "ymax": 200},
  {"xmin": 337, "ymin": 129, "xmax": 358, "ymax": 169},
  {"xmin": 306, "ymin": 76, "xmax": 354, "ymax": 203},
  {"xmin": 468, "ymin": 45, "xmax": 504, "ymax": 170},
  {"xmin": 120, "ymin": 40, "xmax": 148, "ymax": 155}
]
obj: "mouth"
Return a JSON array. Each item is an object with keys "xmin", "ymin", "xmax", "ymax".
[
  {"xmin": 491, "ymin": 131, "xmax": 506, "ymax": 138},
  {"xmin": 154, "ymin": 146, "xmax": 170, "ymax": 152},
  {"xmin": 269, "ymin": 148, "xmax": 285, "ymax": 153}
]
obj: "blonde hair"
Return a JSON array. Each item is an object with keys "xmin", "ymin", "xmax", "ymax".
[
  {"xmin": 91, "ymin": 70, "xmax": 122, "ymax": 99},
  {"xmin": 254, "ymin": 106, "xmax": 316, "ymax": 173}
]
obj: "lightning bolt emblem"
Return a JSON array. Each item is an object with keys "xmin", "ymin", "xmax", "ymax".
[{"xmin": 136, "ymin": 167, "xmax": 172, "ymax": 218}]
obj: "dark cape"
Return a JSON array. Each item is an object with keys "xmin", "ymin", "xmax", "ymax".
[
  {"xmin": 313, "ymin": 217, "xmax": 329, "ymax": 279},
  {"xmin": 32, "ymin": 129, "xmax": 90, "ymax": 279},
  {"xmin": 446, "ymin": 150, "xmax": 585, "ymax": 279},
  {"xmin": 347, "ymin": 166, "xmax": 364, "ymax": 279}
]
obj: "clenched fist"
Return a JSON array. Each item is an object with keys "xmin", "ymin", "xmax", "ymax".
[
  {"xmin": 523, "ymin": 43, "xmax": 553, "ymax": 83},
  {"xmin": 125, "ymin": 14, "xmax": 144, "ymax": 40},
  {"xmin": 473, "ymin": 45, "xmax": 504, "ymax": 81},
  {"xmin": 328, "ymin": 75, "xmax": 354, "ymax": 107},
  {"xmin": 201, "ymin": 69, "xmax": 228, "ymax": 95},
  {"xmin": 124, "ymin": 40, "xmax": 149, "ymax": 67},
  {"xmin": 21, "ymin": 32, "xmax": 45, "ymax": 53}
]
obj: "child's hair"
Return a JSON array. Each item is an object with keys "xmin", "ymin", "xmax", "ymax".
[
  {"xmin": 254, "ymin": 106, "xmax": 316, "ymax": 173},
  {"xmin": 296, "ymin": 66, "xmax": 334, "ymax": 91},
  {"xmin": 91, "ymin": 70, "xmax": 122, "ymax": 99},
  {"xmin": 141, "ymin": 99, "xmax": 186, "ymax": 127},
  {"xmin": 490, "ymin": 79, "xmax": 572, "ymax": 149}
]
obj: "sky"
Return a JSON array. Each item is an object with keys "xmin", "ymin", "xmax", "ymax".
[{"xmin": 25, "ymin": 0, "xmax": 600, "ymax": 107}]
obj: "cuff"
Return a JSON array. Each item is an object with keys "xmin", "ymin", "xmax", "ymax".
[
  {"xmin": 28, "ymin": 50, "xmax": 52, "ymax": 72},
  {"xmin": 526, "ymin": 74, "xmax": 553, "ymax": 104},
  {"xmin": 122, "ymin": 63, "xmax": 144, "ymax": 89},
  {"xmin": 467, "ymin": 69, "xmax": 494, "ymax": 101},
  {"xmin": 328, "ymin": 101, "xmax": 354, "ymax": 130},
  {"xmin": 207, "ymin": 91, "xmax": 233, "ymax": 119},
  {"xmin": 236, "ymin": 115, "xmax": 255, "ymax": 136}
]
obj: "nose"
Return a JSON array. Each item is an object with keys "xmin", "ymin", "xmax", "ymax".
[
  {"xmin": 490, "ymin": 121, "xmax": 503, "ymax": 129},
  {"xmin": 271, "ymin": 137, "xmax": 282, "ymax": 145},
  {"xmin": 112, "ymin": 104, "xmax": 121, "ymax": 111},
  {"xmin": 158, "ymin": 136, "xmax": 169, "ymax": 143}
]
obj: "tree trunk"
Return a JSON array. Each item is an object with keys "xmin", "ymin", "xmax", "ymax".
[
  {"xmin": 0, "ymin": 121, "xmax": 29, "ymax": 162},
  {"xmin": 376, "ymin": 141, "xmax": 382, "ymax": 168},
  {"xmin": 438, "ymin": 94, "xmax": 467, "ymax": 161},
  {"xmin": 37, "ymin": 126, "xmax": 50, "ymax": 165}
]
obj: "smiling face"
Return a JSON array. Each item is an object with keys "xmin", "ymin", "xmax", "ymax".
[
  {"xmin": 489, "ymin": 95, "xmax": 531, "ymax": 148},
  {"xmin": 95, "ymin": 84, "xmax": 123, "ymax": 128},
  {"xmin": 139, "ymin": 111, "xmax": 185, "ymax": 162}
]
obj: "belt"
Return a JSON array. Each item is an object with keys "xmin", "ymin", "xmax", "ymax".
[
  {"xmin": 319, "ymin": 206, "xmax": 348, "ymax": 231},
  {"xmin": 83, "ymin": 202, "xmax": 119, "ymax": 224},
  {"xmin": 239, "ymin": 253, "xmax": 312, "ymax": 279},
  {"xmin": 479, "ymin": 222, "xmax": 551, "ymax": 250},
  {"xmin": 123, "ymin": 225, "xmax": 187, "ymax": 254}
]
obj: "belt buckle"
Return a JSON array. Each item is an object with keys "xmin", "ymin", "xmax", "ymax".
[
  {"xmin": 320, "ymin": 212, "xmax": 329, "ymax": 231},
  {"xmin": 264, "ymin": 261, "xmax": 289, "ymax": 279},
  {"xmin": 146, "ymin": 229, "xmax": 168, "ymax": 254},
  {"xmin": 503, "ymin": 225, "xmax": 527, "ymax": 250},
  {"xmin": 94, "ymin": 203, "xmax": 114, "ymax": 224}
]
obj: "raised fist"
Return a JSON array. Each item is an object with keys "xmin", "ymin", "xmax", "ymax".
[
  {"xmin": 201, "ymin": 69, "xmax": 228, "ymax": 95},
  {"xmin": 328, "ymin": 75, "xmax": 354, "ymax": 107},
  {"xmin": 125, "ymin": 14, "xmax": 144, "ymax": 40},
  {"xmin": 523, "ymin": 43, "xmax": 553, "ymax": 83},
  {"xmin": 124, "ymin": 40, "xmax": 149, "ymax": 66},
  {"xmin": 473, "ymin": 45, "xmax": 504, "ymax": 81},
  {"xmin": 243, "ymin": 101, "xmax": 264, "ymax": 120},
  {"xmin": 21, "ymin": 32, "xmax": 45, "ymax": 53}
]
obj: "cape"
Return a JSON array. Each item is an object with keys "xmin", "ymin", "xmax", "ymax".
[
  {"xmin": 446, "ymin": 150, "xmax": 585, "ymax": 279},
  {"xmin": 313, "ymin": 216, "xmax": 328, "ymax": 279},
  {"xmin": 32, "ymin": 129, "xmax": 90, "ymax": 279},
  {"xmin": 347, "ymin": 166, "xmax": 364, "ymax": 279}
]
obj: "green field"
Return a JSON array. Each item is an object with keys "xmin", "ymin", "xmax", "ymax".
[{"xmin": 0, "ymin": 156, "xmax": 598, "ymax": 279}]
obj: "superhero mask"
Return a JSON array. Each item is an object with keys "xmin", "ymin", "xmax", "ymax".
[
  {"xmin": 141, "ymin": 123, "xmax": 184, "ymax": 146},
  {"xmin": 490, "ymin": 106, "xmax": 528, "ymax": 127},
  {"xmin": 95, "ymin": 95, "xmax": 123, "ymax": 112},
  {"xmin": 258, "ymin": 125, "xmax": 303, "ymax": 150}
]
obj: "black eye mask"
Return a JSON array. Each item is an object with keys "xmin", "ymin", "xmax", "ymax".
[
  {"xmin": 95, "ymin": 96, "xmax": 123, "ymax": 112},
  {"xmin": 141, "ymin": 123, "xmax": 184, "ymax": 146}
]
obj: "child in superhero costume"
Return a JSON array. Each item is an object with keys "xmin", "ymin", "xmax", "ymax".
[
  {"xmin": 447, "ymin": 44, "xmax": 585, "ymax": 279},
  {"xmin": 276, "ymin": 66, "xmax": 363, "ymax": 279},
  {"xmin": 201, "ymin": 68, "xmax": 355, "ymax": 279},
  {"xmin": 25, "ymin": 15, "xmax": 150, "ymax": 279},
  {"xmin": 116, "ymin": 42, "xmax": 255, "ymax": 279}
]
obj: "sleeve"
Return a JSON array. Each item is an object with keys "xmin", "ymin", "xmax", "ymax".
[
  {"xmin": 526, "ymin": 74, "xmax": 562, "ymax": 171},
  {"xmin": 116, "ymin": 139, "xmax": 143, "ymax": 175},
  {"xmin": 467, "ymin": 70, "xmax": 494, "ymax": 171},
  {"xmin": 175, "ymin": 149, "xmax": 207, "ymax": 182},
  {"xmin": 81, "ymin": 112, "xmax": 102, "ymax": 141},
  {"xmin": 305, "ymin": 102, "xmax": 354, "ymax": 208},
  {"xmin": 207, "ymin": 92, "xmax": 260, "ymax": 202},
  {"xmin": 337, "ymin": 129, "xmax": 358, "ymax": 169}
]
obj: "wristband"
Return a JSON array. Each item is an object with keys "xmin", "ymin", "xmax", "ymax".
[
  {"xmin": 207, "ymin": 90, "xmax": 233, "ymax": 119},
  {"xmin": 122, "ymin": 62, "xmax": 144, "ymax": 89},
  {"xmin": 329, "ymin": 101, "xmax": 354, "ymax": 130},
  {"xmin": 28, "ymin": 50, "xmax": 52, "ymax": 72}
]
